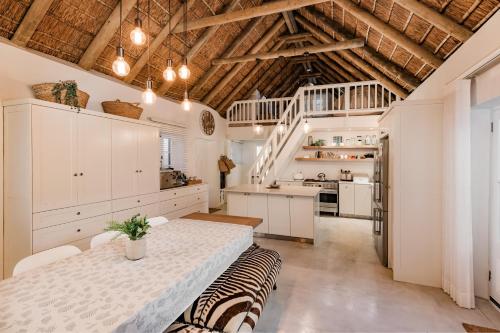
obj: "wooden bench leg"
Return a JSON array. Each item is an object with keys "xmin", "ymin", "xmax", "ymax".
[{"xmin": 273, "ymin": 283, "xmax": 277, "ymax": 290}]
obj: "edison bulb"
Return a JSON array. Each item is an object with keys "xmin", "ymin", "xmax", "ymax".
[
  {"xmin": 303, "ymin": 121, "xmax": 311, "ymax": 133},
  {"xmin": 181, "ymin": 97, "xmax": 191, "ymax": 111},
  {"xmin": 278, "ymin": 123, "xmax": 285, "ymax": 134},
  {"xmin": 178, "ymin": 64, "xmax": 191, "ymax": 80},
  {"xmin": 142, "ymin": 88, "xmax": 156, "ymax": 104},
  {"xmin": 163, "ymin": 59, "xmax": 176, "ymax": 82},
  {"xmin": 112, "ymin": 56, "xmax": 130, "ymax": 77},
  {"xmin": 130, "ymin": 26, "xmax": 146, "ymax": 45},
  {"xmin": 254, "ymin": 125, "xmax": 263, "ymax": 135}
]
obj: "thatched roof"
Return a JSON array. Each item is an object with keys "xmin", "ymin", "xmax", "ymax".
[{"xmin": 1, "ymin": 0, "xmax": 498, "ymax": 116}]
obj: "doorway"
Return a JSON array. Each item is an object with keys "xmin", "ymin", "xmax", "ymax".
[{"xmin": 490, "ymin": 109, "xmax": 500, "ymax": 307}]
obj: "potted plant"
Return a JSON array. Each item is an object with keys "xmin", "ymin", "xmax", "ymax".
[{"xmin": 105, "ymin": 215, "xmax": 150, "ymax": 260}]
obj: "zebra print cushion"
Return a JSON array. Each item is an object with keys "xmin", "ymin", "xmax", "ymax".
[
  {"xmin": 165, "ymin": 322, "xmax": 217, "ymax": 333},
  {"xmin": 238, "ymin": 257, "xmax": 281, "ymax": 333},
  {"xmin": 178, "ymin": 244, "xmax": 281, "ymax": 333}
]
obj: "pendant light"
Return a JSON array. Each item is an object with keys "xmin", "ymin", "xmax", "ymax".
[
  {"xmin": 253, "ymin": 60, "xmax": 263, "ymax": 135},
  {"xmin": 181, "ymin": 89, "xmax": 191, "ymax": 111},
  {"xmin": 303, "ymin": 118, "xmax": 311, "ymax": 133},
  {"xmin": 178, "ymin": 0, "xmax": 190, "ymax": 80},
  {"xmin": 130, "ymin": 0, "xmax": 146, "ymax": 45},
  {"xmin": 112, "ymin": 0, "xmax": 130, "ymax": 77},
  {"xmin": 278, "ymin": 123, "xmax": 285, "ymax": 134},
  {"xmin": 162, "ymin": 0, "xmax": 176, "ymax": 82},
  {"xmin": 142, "ymin": 0, "xmax": 156, "ymax": 104}
]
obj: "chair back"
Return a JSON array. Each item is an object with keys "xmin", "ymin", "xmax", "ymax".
[
  {"xmin": 147, "ymin": 216, "xmax": 168, "ymax": 227},
  {"xmin": 13, "ymin": 245, "xmax": 81, "ymax": 276},
  {"xmin": 90, "ymin": 231, "xmax": 120, "ymax": 249}
]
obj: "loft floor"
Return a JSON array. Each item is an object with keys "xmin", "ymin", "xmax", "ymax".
[{"xmin": 253, "ymin": 217, "xmax": 500, "ymax": 332}]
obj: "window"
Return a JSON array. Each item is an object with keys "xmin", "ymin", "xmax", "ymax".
[{"xmin": 159, "ymin": 123, "xmax": 187, "ymax": 172}]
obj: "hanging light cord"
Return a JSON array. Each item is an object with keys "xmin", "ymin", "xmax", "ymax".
[
  {"xmin": 147, "ymin": 0, "xmax": 151, "ymax": 79},
  {"xmin": 168, "ymin": 0, "xmax": 172, "ymax": 60},
  {"xmin": 119, "ymin": 0, "xmax": 123, "ymax": 47},
  {"xmin": 184, "ymin": 0, "xmax": 187, "ymax": 65},
  {"xmin": 136, "ymin": 0, "xmax": 139, "ymax": 21}
]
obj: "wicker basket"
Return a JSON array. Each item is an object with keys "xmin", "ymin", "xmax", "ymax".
[
  {"xmin": 101, "ymin": 100, "xmax": 143, "ymax": 119},
  {"xmin": 32, "ymin": 83, "xmax": 89, "ymax": 108}
]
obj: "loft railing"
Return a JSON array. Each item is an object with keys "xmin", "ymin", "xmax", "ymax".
[
  {"xmin": 245, "ymin": 81, "xmax": 401, "ymax": 184},
  {"xmin": 227, "ymin": 81, "xmax": 399, "ymax": 126}
]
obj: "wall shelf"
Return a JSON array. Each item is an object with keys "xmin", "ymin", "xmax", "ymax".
[
  {"xmin": 295, "ymin": 157, "xmax": 374, "ymax": 162},
  {"xmin": 302, "ymin": 145, "xmax": 378, "ymax": 150}
]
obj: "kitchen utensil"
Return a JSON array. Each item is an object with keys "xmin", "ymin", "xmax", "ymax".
[
  {"xmin": 293, "ymin": 171, "xmax": 304, "ymax": 180},
  {"xmin": 317, "ymin": 173, "xmax": 326, "ymax": 181}
]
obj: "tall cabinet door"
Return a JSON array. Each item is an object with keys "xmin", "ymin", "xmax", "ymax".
[
  {"xmin": 247, "ymin": 193, "xmax": 269, "ymax": 234},
  {"xmin": 112, "ymin": 120, "xmax": 138, "ymax": 199},
  {"xmin": 32, "ymin": 106, "xmax": 78, "ymax": 212},
  {"xmin": 268, "ymin": 195, "xmax": 290, "ymax": 236},
  {"xmin": 290, "ymin": 196, "xmax": 314, "ymax": 238},
  {"xmin": 77, "ymin": 115, "xmax": 112, "ymax": 204},
  {"xmin": 137, "ymin": 125, "xmax": 160, "ymax": 195}
]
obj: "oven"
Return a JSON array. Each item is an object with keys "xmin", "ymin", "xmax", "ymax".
[{"xmin": 319, "ymin": 188, "xmax": 338, "ymax": 214}]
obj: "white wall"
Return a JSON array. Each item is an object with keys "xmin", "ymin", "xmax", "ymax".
[
  {"xmin": 226, "ymin": 140, "xmax": 263, "ymax": 186},
  {"xmin": 0, "ymin": 39, "xmax": 227, "ymax": 208}
]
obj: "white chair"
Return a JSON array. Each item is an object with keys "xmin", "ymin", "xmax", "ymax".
[
  {"xmin": 90, "ymin": 231, "xmax": 121, "ymax": 249},
  {"xmin": 147, "ymin": 216, "xmax": 168, "ymax": 227},
  {"xmin": 13, "ymin": 245, "xmax": 82, "ymax": 276}
]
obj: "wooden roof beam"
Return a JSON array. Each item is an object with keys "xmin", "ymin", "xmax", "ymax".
[
  {"xmin": 299, "ymin": 72, "xmax": 322, "ymax": 79},
  {"xmin": 333, "ymin": 0, "xmax": 443, "ymax": 68},
  {"xmin": 393, "ymin": 0, "xmax": 472, "ymax": 42},
  {"xmin": 298, "ymin": 17, "xmax": 409, "ymax": 98},
  {"xmin": 190, "ymin": 16, "xmax": 265, "ymax": 98},
  {"xmin": 313, "ymin": 62, "xmax": 344, "ymax": 83},
  {"xmin": 280, "ymin": 78, "xmax": 304, "ymax": 97},
  {"xmin": 171, "ymin": 0, "xmax": 329, "ymax": 33},
  {"xmin": 11, "ymin": 0, "xmax": 55, "ymax": 46},
  {"xmin": 289, "ymin": 55, "xmax": 318, "ymax": 64},
  {"xmin": 262, "ymin": 62, "xmax": 296, "ymax": 96},
  {"xmin": 212, "ymin": 39, "xmax": 364, "ymax": 65},
  {"xmin": 300, "ymin": 9, "xmax": 421, "ymax": 89},
  {"xmin": 316, "ymin": 53, "xmax": 354, "ymax": 82},
  {"xmin": 243, "ymin": 58, "xmax": 289, "ymax": 99},
  {"xmin": 216, "ymin": 41, "xmax": 287, "ymax": 112},
  {"xmin": 201, "ymin": 18, "xmax": 285, "ymax": 105},
  {"xmin": 271, "ymin": 67, "xmax": 303, "ymax": 97},
  {"xmin": 156, "ymin": 0, "xmax": 241, "ymax": 94},
  {"xmin": 125, "ymin": 0, "xmax": 198, "ymax": 84},
  {"xmin": 79, "ymin": 0, "xmax": 136, "ymax": 70},
  {"xmin": 277, "ymin": 32, "xmax": 313, "ymax": 43}
]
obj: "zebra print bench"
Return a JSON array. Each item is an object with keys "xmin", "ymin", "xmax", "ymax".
[{"xmin": 165, "ymin": 244, "xmax": 281, "ymax": 333}]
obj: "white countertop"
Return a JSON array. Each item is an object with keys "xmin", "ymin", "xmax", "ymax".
[{"xmin": 224, "ymin": 184, "xmax": 321, "ymax": 197}]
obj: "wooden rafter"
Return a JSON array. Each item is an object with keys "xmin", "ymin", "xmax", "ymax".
[
  {"xmin": 217, "ymin": 41, "xmax": 286, "ymax": 112},
  {"xmin": 393, "ymin": 0, "xmax": 472, "ymax": 42},
  {"xmin": 244, "ymin": 58, "xmax": 288, "ymax": 99},
  {"xmin": 277, "ymin": 32, "xmax": 313, "ymax": 43},
  {"xmin": 333, "ymin": 0, "xmax": 443, "ymax": 68},
  {"xmin": 280, "ymin": 78, "xmax": 304, "ymax": 97},
  {"xmin": 11, "ymin": 0, "xmax": 55, "ymax": 46},
  {"xmin": 301, "ymin": 9, "xmax": 420, "ymax": 89},
  {"xmin": 272, "ymin": 67, "xmax": 304, "ymax": 97},
  {"xmin": 299, "ymin": 72, "xmax": 322, "ymax": 79},
  {"xmin": 201, "ymin": 18, "xmax": 285, "ymax": 105},
  {"xmin": 262, "ymin": 62, "xmax": 295, "ymax": 96},
  {"xmin": 290, "ymin": 55, "xmax": 319, "ymax": 64},
  {"xmin": 171, "ymin": 0, "xmax": 328, "ymax": 33},
  {"xmin": 313, "ymin": 62, "xmax": 344, "ymax": 83},
  {"xmin": 79, "ymin": 0, "xmax": 136, "ymax": 70},
  {"xmin": 156, "ymin": 0, "xmax": 241, "ymax": 95},
  {"xmin": 298, "ymin": 17, "xmax": 409, "ymax": 98},
  {"xmin": 190, "ymin": 16, "xmax": 264, "ymax": 98},
  {"xmin": 282, "ymin": 11, "xmax": 313, "ymax": 83},
  {"xmin": 211, "ymin": 39, "xmax": 364, "ymax": 65},
  {"xmin": 125, "ymin": 0, "xmax": 198, "ymax": 84},
  {"xmin": 316, "ymin": 53, "xmax": 354, "ymax": 82}
]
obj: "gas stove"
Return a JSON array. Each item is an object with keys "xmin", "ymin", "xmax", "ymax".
[
  {"xmin": 303, "ymin": 179, "xmax": 339, "ymax": 215},
  {"xmin": 303, "ymin": 179, "xmax": 338, "ymax": 189}
]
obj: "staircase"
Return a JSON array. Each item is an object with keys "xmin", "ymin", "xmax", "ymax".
[{"xmin": 225, "ymin": 81, "xmax": 401, "ymax": 184}]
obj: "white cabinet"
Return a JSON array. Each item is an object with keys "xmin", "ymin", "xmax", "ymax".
[
  {"xmin": 158, "ymin": 184, "xmax": 209, "ymax": 219},
  {"xmin": 227, "ymin": 192, "xmax": 269, "ymax": 234},
  {"xmin": 268, "ymin": 196, "xmax": 291, "ymax": 236},
  {"xmin": 112, "ymin": 121, "xmax": 159, "ymax": 199},
  {"xmin": 32, "ymin": 105, "xmax": 78, "ymax": 212},
  {"xmin": 354, "ymin": 184, "xmax": 372, "ymax": 217},
  {"xmin": 339, "ymin": 183, "xmax": 355, "ymax": 215},
  {"xmin": 290, "ymin": 196, "xmax": 314, "ymax": 238}
]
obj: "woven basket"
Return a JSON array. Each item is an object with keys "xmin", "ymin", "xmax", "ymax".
[
  {"xmin": 32, "ymin": 83, "xmax": 89, "ymax": 108},
  {"xmin": 101, "ymin": 100, "xmax": 143, "ymax": 119}
]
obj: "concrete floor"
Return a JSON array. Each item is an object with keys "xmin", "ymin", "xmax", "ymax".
[{"xmin": 253, "ymin": 217, "xmax": 500, "ymax": 332}]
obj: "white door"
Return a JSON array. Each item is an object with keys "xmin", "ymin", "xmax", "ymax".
[
  {"xmin": 32, "ymin": 105, "xmax": 78, "ymax": 212},
  {"xmin": 490, "ymin": 110, "xmax": 500, "ymax": 304},
  {"xmin": 247, "ymin": 193, "xmax": 269, "ymax": 233},
  {"xmin": 112, "ymin": 120, "xmax": 138, "ymax": 199},
  {"xmin": 354, "ymin": 184, "xmax": 373, "ymax": 217},
  {"xmin": 268, "ymin": 195, "xmax": 290, "ymax": 236},
  {"xmin": 227, "ymin": 193, "xmax": 247, "ymax": 216},
  {"xmin": 77, "ymin": 115, "xmax": 112, "ymax": 204},
  {"xmin": 137, "ymin": 125, "xmax": 160, "ymax": 195},
  {"xmin": 195, "ymin": 139, "xmax": 219, "ymax": 208},
  {"xmin": 290, "ymin": 196, "xmax": 314, "ymax": 238},
  {"xmin": 339, "ymin": 183, "xmax": 355, "ymax": 215}
]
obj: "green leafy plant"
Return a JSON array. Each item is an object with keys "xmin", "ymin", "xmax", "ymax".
[
  {"xmin": 312, "ymin": 139, "xmax": 325, "ymax": 146},
  {"xmin": 51, "ymin": 80, "xmax": 80, "ymax": 108},
  {"xmin": 105, "ymin": 214, "xmax": 151, "ymax": 241}
]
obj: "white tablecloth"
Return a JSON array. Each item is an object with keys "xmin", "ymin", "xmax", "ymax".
[{"xmin": 0, "ymin": 219, "xmax": 253, "ymax": 333}]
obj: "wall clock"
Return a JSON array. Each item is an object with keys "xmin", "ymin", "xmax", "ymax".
[{"xmin": 200, "ymin": 110, "xmax": 215, "ymax": 136}]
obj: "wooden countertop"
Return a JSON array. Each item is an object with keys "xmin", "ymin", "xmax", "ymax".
[{"xmin": 182, "ymin": 213, "xmax": 262, "ymax": 229}]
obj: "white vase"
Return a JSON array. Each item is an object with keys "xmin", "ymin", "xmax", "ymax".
[{"xmin": 125, "ymin": 238, "xmax": 146, "ymax": 260}]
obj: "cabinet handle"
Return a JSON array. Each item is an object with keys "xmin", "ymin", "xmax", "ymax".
[
  {"xmin": 73, "ymin": 173, "xmax": 78, "ymax": 177},
  {"xmin": 77, "ymin": 229, "xmax": 81, "ymax": 232},
  {"xmin": 80, "ymin": 172, "xmax": 83, "ymax": 176},
  {"xmin": 174, "ymin": 204, "xmax": 177, "ymax": 206},
  {"xmin": 135, "ymin": 170, "xmax": 139, "ymax": 173},
  {"xmin": 137, "ymin": 200, "xmax": 141, "ymax": 203},
  {"xmin": 139, "ymin": 170, "xmax": 143, "ymax": 173},
  {"xmin": 76, "ymin": 212, "xmax": 81, "ymax": 215}
]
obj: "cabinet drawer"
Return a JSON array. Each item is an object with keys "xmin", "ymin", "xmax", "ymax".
[
  {"xmin": 159, "ymin": 185, "xmax": 207, "ymax": 201},
  {"xmin": 112, "ymin": 193, "xmax": 158, "ymax": 212},
  {"xmin": 33, "ymin": 214, "xmax": 111, "ymax": 253},
  {"xmin": 112, "ymin": 208, "xmax": 141, "ymax": 222},
  {"xmin": 33, "ymin": 201, "xmax": 112, "ymax": 230},
  {"xmin": 159, "ymin": 195, "xmax": 207, "ymax": 215},
  {"xmin": 167, "ymin": 202, "xmax": 208, "ymax": 219}
]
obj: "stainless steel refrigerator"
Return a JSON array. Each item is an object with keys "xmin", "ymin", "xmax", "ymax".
[{"xmin": 373, "ymin": 136, "xmax": 389, "ymax": 267}]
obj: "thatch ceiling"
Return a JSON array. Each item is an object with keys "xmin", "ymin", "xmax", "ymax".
[{"xmin": 0, "ymin": 0, "xmax": 498, "ymax": 116}]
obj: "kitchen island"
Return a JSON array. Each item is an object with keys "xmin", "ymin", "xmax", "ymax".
[{"xmin": 225, "ymin": 185, "xmax": 321, "ymax": 243}]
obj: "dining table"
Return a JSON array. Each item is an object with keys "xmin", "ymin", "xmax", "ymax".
[{"xmin": 0, "ymin": 219, "xmax": 253, "ymax": 333}]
